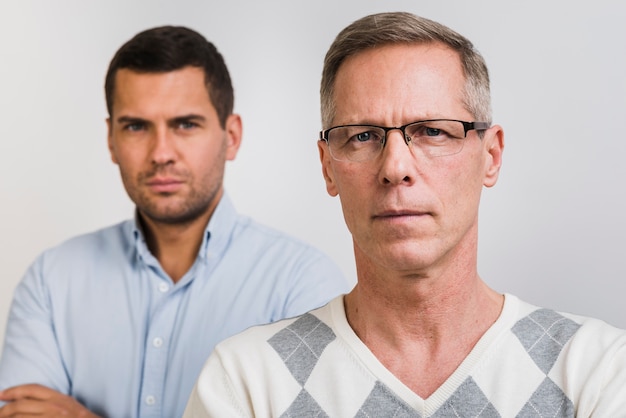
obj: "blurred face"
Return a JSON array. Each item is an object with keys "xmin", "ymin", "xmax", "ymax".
[
  {"xmin": 319, "ymin": 43, "xmax": 503, "ymax": 274},
  {"xmin": 107, "ymin": 66, "xmax": 241, "ymax": 225}
]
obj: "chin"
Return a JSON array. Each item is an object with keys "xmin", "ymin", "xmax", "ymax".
[
  {"xmin": 140, "ymin": 203, "xmax": 210, "ymax": 225},
  {"xmin": 361, "ymin": 242, "xmax": 438, "ymax": 271}
]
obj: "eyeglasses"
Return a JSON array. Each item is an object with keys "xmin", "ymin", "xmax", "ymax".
[{"xmin": 319, "ymin": 119, "xmax": 490, "ymax": 162}]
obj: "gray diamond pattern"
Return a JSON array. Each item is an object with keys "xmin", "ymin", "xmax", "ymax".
[
  {"xmin": 356, "ymin": 382, "xmax": 421, "ymax": 418},
  {"xmin": 280, "ymin": 389, "xmax": 330, "ymax": 418},
  {"xmin": 266, "ymin": 308, "xmax": 583, "ymax": 417},
  {"xmin": 432, "ymin": 377, "xmax": 500, "ymax": 418},
  {"xmin": 511, "ymin": 309, "xmax": 581, "ymax": 374},
  {"xmin": 516, "ymin": 378, "xmax": 575, "ymax": 417},
  {"xmin": 268, "ymin": 313, "xmax": 335, "ymax": 385}
]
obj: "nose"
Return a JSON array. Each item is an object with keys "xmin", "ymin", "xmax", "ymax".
[
  {"xmin": 150, "ymin": 127, "xmax": 177, "ymax": 166},
  {"xmin": 378, "ymin": 129, "xmax": 416, "ymax": 186}
]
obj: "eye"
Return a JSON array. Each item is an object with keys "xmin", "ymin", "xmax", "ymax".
[
  {"xmin": 349, "ymin": 129, "xmax": 382, "ymax": 143},
  {"xmin": 425, "ymin": 127, "xmax": 442, "ymax": 137},
  {"xmin": 417, "ymin": 125, "xmax": 449, "ymax": 138},
  {"xmin": 177, "ymin": 120, "xmax": 198, "ymax": 130},
  {"xmin": 124, "ymin": 122, "xmax": 146, "ymax": 132},
  {"xmin": 406, "ymin": 122, "xmax": 457, "ymax": 143},
  {"xmin": 355, "ymin": 131, "xmax": 372, "ymax": 142}
]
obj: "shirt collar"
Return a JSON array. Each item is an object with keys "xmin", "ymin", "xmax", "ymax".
[
  {"xmin": 203, "ymin": 192, "xmax": 238, "ymax": 262},
  {"xmin": 126, "ymin": 192, "xmax": 239, "ymax": 264},
  {"xmin": 130, "ymin": 212, "xmax": 151, "ymax": 264}
]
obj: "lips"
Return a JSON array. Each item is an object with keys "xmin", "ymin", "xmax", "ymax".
[
  {"xmin": 145, "ymin": 177, "xmax": 185, "ymax": 193},
  {"xmin": 374, "ymin": 209, "xmax": 431, "ymax": 219}
]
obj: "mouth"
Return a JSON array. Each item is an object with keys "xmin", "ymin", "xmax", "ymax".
[
  {"xmin": 374, "ymin": 209, "xmax": 431, "ymax": 218},
  {"xmin": 372, "ymin": 209, "xmax": 433, "ymax": 224},
  {"xmin": 145, "ymin": 178, "xmax": 185, "ymax": 194}
]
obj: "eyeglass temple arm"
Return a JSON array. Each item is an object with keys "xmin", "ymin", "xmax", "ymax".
[{"xmin": 466, "ymin": 121, "xmax": 490, "ymax": 134}]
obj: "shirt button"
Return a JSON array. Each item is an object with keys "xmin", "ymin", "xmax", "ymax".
[
  {"xmin": 158, "ymin": 283, "xmax": 169, "ymax": 293},
  {"xmin": 145, "ymin": 395, "xmax": 155, "ymax": 405},
  {"xmin": 153, "ymin": 337, "xmax": 163, "ymax": 348}
]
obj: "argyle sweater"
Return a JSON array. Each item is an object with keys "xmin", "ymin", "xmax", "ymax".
[{"xmin": 184, "ymin": 294, "xmax": 626, "ymax": 417}]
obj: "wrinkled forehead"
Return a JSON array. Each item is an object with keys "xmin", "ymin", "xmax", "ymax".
[{"xmin": 332, "ymin": 43, "xmax": 468, "ymax": 125}]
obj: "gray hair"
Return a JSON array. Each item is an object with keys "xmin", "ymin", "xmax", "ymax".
[{"xmin": 320, "ymin": 12, "xmax": 492, "ymax": 129}]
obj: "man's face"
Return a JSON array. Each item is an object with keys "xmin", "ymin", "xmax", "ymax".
[
  {"xmin": 107, "ymin": 66, "xmax": 241, "ymax": 225},
  {"xmin": 318, "ymin": 43, "xmax": 503, "ymax": 274}
]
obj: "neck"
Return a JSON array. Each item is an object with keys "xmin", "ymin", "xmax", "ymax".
[
  {"xmin": 345, "ymin": 273, "xmax": 502, "ymax": 343},
  {"xmin": 139, "ymin": 205, "xmax": 214, "ymax": 283},
  {"xmin": 347, "ymin": 221, "xmax": 501, "ymax": 340},
  {"xmin": 345, "ymin": 238, "xmax": 503, "ymax": 398}
]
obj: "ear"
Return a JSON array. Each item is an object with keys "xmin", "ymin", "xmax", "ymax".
[
  {"xmin": 318, "ymin": 140, "xmax": 339, "ymax": 196},
  {"xmin": 224, "ymin": 114, "xmax": 243, "ymax": 160},
  {"xmin": 482, "ymin": 124, "xmax": 504, "ymax": 188},
  {"xmin": 106, "ymin": 118, "xmax": 119, "ymax": 165}
]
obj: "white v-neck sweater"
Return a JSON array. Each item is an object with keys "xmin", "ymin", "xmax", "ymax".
[{"xmin": 184, "ymin": 294, "xmax": 626, "ymax": 417}]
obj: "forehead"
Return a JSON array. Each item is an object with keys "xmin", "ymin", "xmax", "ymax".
[
  {"xmin": 111, "ymin": 66, "xmax": 212, "ymax": 116},
  {"xmin": 332, "ymin": 43, "xmax": 468, "ymax": 125}
]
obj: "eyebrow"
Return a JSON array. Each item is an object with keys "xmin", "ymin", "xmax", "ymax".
[
  {"xmin": 115, "ymin": 114, "xmax": 207, "ymax": 125},
  {"xmin": 170, "ymin": 114, "xmax": 207, "ymax": 124},
  {"xmin": 115, "ymin": 115, "xmax": 147, "ymax": 125}
]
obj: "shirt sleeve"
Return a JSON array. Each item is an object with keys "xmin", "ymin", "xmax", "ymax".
[{"xmin": 0, "ymin": 254, "xmax": 70, "ymax": 399}]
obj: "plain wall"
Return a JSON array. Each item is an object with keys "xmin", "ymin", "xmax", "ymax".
[{"xmin": 1, "ymin": 0, "xmax": 625, "ymax": 352}]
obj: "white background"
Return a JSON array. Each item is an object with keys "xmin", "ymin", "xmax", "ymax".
[{"xmin": 1, "ymin": 0, "xmax": 625, "ymax": 350}]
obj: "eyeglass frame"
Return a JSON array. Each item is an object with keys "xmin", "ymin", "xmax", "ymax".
[{"xmin": 319, "ymin": 119, "xmax": 491, "ymax": 161}]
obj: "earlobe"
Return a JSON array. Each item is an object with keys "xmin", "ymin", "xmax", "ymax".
[
  {"xmin": 483, "ymin": 125, "xmax": 504, "ymax": 188},
  {"xmin": 225, "ymin": 114, "xmax": 243, "ymax": 160},
  {"xmin": 318, "ymin": 140, "xmax": 339, "ymax": 196}
]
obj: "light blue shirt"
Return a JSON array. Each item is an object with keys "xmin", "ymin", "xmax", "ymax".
[{"xmin": 0, "ymin": 195, "xmax": 351, "ymax": 418}]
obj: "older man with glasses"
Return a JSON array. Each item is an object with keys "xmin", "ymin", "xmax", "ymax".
[{"xmin": 183, "ymin": 12, "xmax": 626, "ymax": 417}]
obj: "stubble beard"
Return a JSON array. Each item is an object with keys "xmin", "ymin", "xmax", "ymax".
[
  {"xmin": 124, "ymin": 167, "xmax": 224, "ymax": 227},
  {"xmin": 139, "ymin": 183, "xmax": 221, "ymax": 226}
]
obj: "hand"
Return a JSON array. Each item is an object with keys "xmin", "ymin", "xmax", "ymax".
[{"xmin": 0, "ymin": 384, "xmax": 100, "ymax": 417}]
